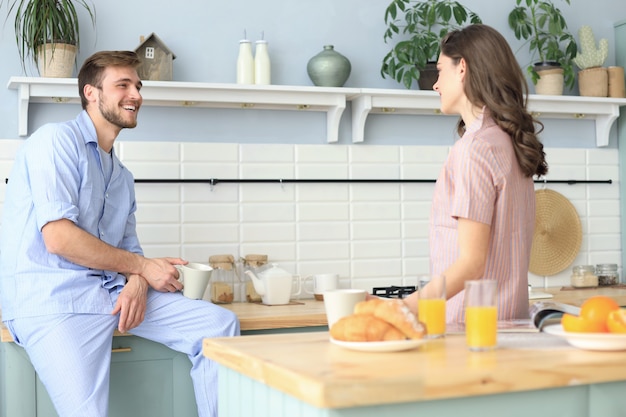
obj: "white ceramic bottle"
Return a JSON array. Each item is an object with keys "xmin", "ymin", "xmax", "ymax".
[
  {"xmin": 237, "ymin": 39, "xmax": 254, "ymax": 84},
  {"xmin": 254, "ymin": 40, "xmax": 271, "ymax": 85}
]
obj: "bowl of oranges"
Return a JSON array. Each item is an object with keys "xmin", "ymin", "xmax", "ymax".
[{"xmin": 543, "ymin": 296, "xmax": 626, "ymax": 351}]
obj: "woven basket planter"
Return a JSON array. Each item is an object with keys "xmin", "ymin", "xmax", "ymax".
[
  {"xmin": 535, "ymin": 68, "xmax": 564, "ymax": 95},
  {"xmin": 578, "ymin": 66, "xmax": 608, "ymax": 97},
  {"xmin": 608, "ymin": 66, "xmax": 625, "ymax": 98},
  {"xmin": 36, "ymin": 43, "xmax": 77, "ymax": 78}
]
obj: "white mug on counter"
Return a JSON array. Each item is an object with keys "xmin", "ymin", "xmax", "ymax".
[
  {"xmin": 323, "ymin": 289, "xmax": 367, "ymax": 328},
  {"xmin": 303, "ymin": 273, "xmax": 339, "ymax": 300},
  {"xmin": 176, "ymin": 263, "xmax": 213, "ymax": 300}
]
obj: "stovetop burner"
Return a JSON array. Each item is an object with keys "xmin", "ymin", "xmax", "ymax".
[{"xmin": 372, "ymin": 285, "xmax": 416, "ymax": 299}]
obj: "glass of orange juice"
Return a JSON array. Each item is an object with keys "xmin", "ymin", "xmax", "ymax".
[
  {"xmin": 417, "ymin": 275, "xmax": 446, "ymax": 338},
  {"xmin": 464, "ymin": 280, "xmax": 498, "ymax": 351}
]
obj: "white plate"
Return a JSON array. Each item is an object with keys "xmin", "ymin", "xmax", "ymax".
[
  {"xmin": 329, "ymin": 337, "xmax": 427, "ymax": 352},
  {"xmin": 543, "ymin": 324, "xmax": 626, "ymax": 351}
]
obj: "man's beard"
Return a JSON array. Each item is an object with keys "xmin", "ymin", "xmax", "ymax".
[{"xmin": 98, "ymin": 96, "xmax": 138, "ymax": 129}]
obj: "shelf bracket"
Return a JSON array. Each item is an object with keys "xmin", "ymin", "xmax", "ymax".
[
  {"xmin": 595, "ymin": 109, "xmax": 620, "ymax": 147},
  {"xmin": 326, "ymin": 104, "xmax": 346, "ymax": 143},
  {"xmin": 351, "ymin": 95, "xmax": 372, "ymax": 143},
  {"xmin": 17, "ymin": 83, "xmax": 30, "ymax": 137}
]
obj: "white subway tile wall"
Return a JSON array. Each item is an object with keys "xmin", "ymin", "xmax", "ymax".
[{"xmin": 0, "ymin": 140, "xmax": 620, "ymax": 294}]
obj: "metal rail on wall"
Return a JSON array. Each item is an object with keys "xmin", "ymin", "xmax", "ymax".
[
  {"xmin": 4, "ymin": 178, "xmax": 614, "ymax": 185},
  {"xmin": 133, "ymin": 178, "xmax": 612, "ymax": 185}
]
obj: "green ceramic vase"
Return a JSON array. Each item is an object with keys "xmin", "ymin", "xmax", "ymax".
[{"xmin": 306, "ymin": 45, "xmax": 351, "ymax": 87}]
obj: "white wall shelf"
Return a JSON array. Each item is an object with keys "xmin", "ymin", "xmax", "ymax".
[
  {"xmin": 7, "ymin": 77, "xmax": 359, "ymax": 143},
  {"xmin": 351, "ymin": 88, "xmax": 626, "ymax": 146},
  {"xmin": 8, "ymin": 77, "xmax": 626, "ymax": 146}
]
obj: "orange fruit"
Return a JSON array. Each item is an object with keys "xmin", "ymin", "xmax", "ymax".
[
  {"xmin": 561, "ymin": 313, "xmax": 606, "ymax": 333},
  {"xmin": 607, "ymin": 309, "xmax": 626, "ymax": 334},
  {"xmin": 579, "ymin": 296, "xmax": 620, "ymax": 332}
]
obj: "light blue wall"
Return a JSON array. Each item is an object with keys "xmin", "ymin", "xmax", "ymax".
[{"xmin": 0, "ymin": 0, "xmax": 624, "ymax": 146}]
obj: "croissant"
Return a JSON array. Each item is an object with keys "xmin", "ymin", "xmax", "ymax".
[
  {"xmin": 354, "ymin": 297, "xmax": 386, "ymax": 315},
  {"xmin": 371, "ymin": 299, "xmax": 425, "ymax": 340},
  {"xmin": 331, "ymin": 298, "xmax": 426, "ymax": 342},
  {"xmin": 330, "ymin": 314, "xmax": 406, "ymax": 341}
]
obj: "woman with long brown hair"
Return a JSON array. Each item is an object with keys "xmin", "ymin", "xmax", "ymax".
[{"xmin": 403, "ymin": 24, "xmax": 547, "ymax": 323}]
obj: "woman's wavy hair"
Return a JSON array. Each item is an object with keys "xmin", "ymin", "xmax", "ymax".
[{"xmin": 440, "ymin": 24, "xmax": 548, "ymax": 178}]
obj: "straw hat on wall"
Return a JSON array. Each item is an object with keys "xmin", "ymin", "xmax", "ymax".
[{"xmin": 529, "ymin": 189, "xmax": 582, "ymax": 276}]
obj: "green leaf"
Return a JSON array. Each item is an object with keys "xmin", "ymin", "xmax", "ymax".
[{"xmin": 380, "ymin": 0, "xmax": 483, "ymax": 89}]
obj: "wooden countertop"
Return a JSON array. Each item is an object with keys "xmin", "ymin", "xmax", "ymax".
[
  {"xmin": 539, "ymin": 286, "xmax": 626, "ymax": 306},
  {"xmin": 0, "ymin": 299, "xmax": 327, "ymax": 342},
  {"xmin": 3, "ymin": 287, "xmax": 626, "ymax": 342},
  {"xmin": 202, "ymin": 330, "xmax": 626, "ymax": 409},
  {"xmin": 220, "ymin": 299, "xmax": 327, "ymax": 331}
]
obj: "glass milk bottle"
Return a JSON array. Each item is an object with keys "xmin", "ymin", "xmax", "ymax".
[
  {"xmin": 254, "ymin": 40, "xmax": 271, "ymax": 85},
  {"xmin": 237, "ymin": 39, "xmax": 254, "ymax": 84}
]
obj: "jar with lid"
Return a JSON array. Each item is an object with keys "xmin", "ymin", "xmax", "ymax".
[
  {"xmin": 240, "ymin": 254, "xmax": 267, "ymax": 302},
  {"xmin": 596, "ymin": 264, "xmax": 620, "ymax": 286},
  {"xmin": 570, "ymin": 265, "xmax": 598, "ymax": 288},
  {"xmin": 208, "ymin": 255, "xmax": 236, "ymax": 303}
]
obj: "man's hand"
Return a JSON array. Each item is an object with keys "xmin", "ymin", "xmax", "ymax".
[
  {"xmin": 140, "ymin": 257, "xmax": 187, "ymax": 292},
  {"xmin": 111, "ymin": 274, "xmax": 149, "ymax": 333}
]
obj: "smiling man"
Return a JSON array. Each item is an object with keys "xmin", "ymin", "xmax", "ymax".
[{"xmin": 0, "ymin": 51, "xmax": 240, "ymax": 417}]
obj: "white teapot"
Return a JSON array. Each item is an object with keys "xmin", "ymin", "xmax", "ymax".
[{"xmin": 244, "ymin": 264, "xmax": 301, "ymax": 305}]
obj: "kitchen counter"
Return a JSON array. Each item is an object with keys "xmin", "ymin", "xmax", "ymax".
[
  {"xmin": 3, "ymin": 287, "xmax": 626, "ymax": 342},
  {"xmin": 537, "ymin": 285, "xmax": 626, "ymax": 306},
  {"xmin": 0, "ymin": 299, "xmax": 327, "ymax": 342},
  {"xmin": 4, "ymin": 289, "xmax": 626, "ymax": 417}
]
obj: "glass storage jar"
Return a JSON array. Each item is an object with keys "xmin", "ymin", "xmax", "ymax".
[
  {"xmin": 208, "ymin": 255, "xmax": 236, "ymax": 304},
  {"xmin": 240, "ymin": 254, "xmax": 267, "ymax": 303},
  {"xmin": 570, "ymin": 265, "xmax": 598, "ymax": 288},
  {"xmin": 596, "ymin": 264, "xmax": 620, "ymax": 286}
]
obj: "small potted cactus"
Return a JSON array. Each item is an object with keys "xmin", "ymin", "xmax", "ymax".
[{"xmin": 573, "ymin": 25, "xmax": 609, "ymax": 96}]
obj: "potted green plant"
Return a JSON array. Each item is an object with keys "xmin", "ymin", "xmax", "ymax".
[
  {"xmin": 507, "ymin": 0, "xmax": 577, "ymax": 95},
  {"xmin": 573, "ymin": 25, "xmax": 609, "ymax": 97},
  {"xmin": 1, "ymin": 0, "xmax": 95, "ymax": 77},
  {"xmin": 381, "ymin": 0, "xmax": 482, "ymax": 90}
]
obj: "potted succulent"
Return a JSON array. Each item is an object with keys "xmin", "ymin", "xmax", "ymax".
[
  {"xmin": 573, "ymin": 25, "xmax": 609, "ymax": 97},
  {"xmin": 381, "ymin": 0, "xmax": 482, "ymax": 90},
  {"xmin": 1, "ymin": 0, "xmax": 95, "ymax": 77},
  {"xmin": 507, "ymin": 0, "xmax": 577, "ymax": 95}
]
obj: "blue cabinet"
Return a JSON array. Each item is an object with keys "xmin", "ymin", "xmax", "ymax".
[{"xmin": 0, "ymin": 336, "xmax": 198, "ymax": 417}]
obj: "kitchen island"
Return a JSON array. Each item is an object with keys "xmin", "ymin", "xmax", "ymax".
[
  {"xmin": 200, "ymin": 287, "xmax": 626, "ymax": 417},
  {"xmin": 203, "ymin": 328, "xmax": 626, "ymax": 417}
]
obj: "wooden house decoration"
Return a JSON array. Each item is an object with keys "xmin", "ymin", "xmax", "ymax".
[{"xmin": 134, "ymin": 33, "xmax": 176, "ymax": 81}]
